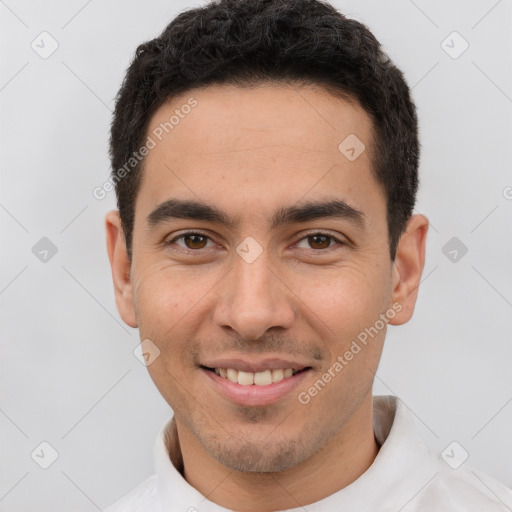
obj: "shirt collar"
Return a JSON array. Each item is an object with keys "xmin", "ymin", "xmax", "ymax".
[{"xmin": 153, "ymin": 395, "xmax": 440, "ymax": 511}]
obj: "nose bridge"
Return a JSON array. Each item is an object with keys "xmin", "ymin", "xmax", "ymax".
[
  {"xmin": 213, "ymin": 245, "xmax": 295, "ymax": 339},
  {"xmin": 233, "ymin": 248, "xmax": 274, "ymax": 303}
]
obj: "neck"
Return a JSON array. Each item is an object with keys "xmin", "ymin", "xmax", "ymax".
[{"xmin": 168, "ymin": 393, "xmax": 379, "ymax": 511}]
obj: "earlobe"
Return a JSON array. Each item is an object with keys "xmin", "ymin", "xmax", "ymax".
[
  {"xmin": 105, "ymin": 210, "xmax": 138, "ymax": 328},
  {"xmin": 389, "ymin": 214, "xmax": 429, "ymax": 326}
]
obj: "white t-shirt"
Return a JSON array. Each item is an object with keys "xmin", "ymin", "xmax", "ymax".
[{"xmin": 105, "ymin": 395, "xmax": 512, "ymax": 511}]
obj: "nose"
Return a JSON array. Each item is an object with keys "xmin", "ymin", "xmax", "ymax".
[{"xmin": 212, "ymin": 248, "xmax": 295, "ymax": 341}]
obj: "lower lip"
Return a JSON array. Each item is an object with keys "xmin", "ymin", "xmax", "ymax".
[{"xmin": 201, "ymin": 368, "xmax": 311, "ymax": 407}]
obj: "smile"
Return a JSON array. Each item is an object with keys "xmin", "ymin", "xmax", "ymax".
[
  {"xmin": 202, "ymin": 366, "xmax": 308, "ymax": 386},
  {"xmin": 200, "ymin": 365, "xmax": 312, "ymax": 406}
]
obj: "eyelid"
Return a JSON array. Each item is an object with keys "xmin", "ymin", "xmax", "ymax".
[
  {"xmin": 164, "ymin": 229, "xmax": 348, "ymax": 252},
  {"xmin": 164, "ymin": 230, "xmax": 217, "ymax": 249},
  {"xmin": 293, "ymin": 229, "xmax": 347, "ymax": 251},
  {"xmin": 297, "ymin": 229, "xmax": 347, "ymax": 243}
]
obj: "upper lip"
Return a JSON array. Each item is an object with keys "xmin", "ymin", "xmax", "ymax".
[{"xmin": 201, "ymin": 357, "xmax": 312, "ymax": 373}]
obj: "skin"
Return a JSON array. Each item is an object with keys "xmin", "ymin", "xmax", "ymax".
[{"xmin": 105, "ymin": 83, "xmax": 428, "ymax": 511}]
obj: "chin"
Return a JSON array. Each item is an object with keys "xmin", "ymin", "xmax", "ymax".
[{"xmin": 205, "ymin": 435, "xmax": 309, "ymax": 473}]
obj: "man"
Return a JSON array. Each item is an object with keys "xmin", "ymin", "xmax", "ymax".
[{"xmin": 104, "ymin": 0, "xmax": 512, "ymax": 510}]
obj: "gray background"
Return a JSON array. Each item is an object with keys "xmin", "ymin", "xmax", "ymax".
[{"xmin": 1, "ymin": 0, "xmax": 511, "ymax": 510}]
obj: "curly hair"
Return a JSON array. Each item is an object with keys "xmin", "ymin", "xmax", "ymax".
[{"xmin": 109, "ymin": 0, "xmax": 419, "ymax": 261}]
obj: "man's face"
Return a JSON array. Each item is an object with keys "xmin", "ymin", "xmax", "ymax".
[{"xmin": 115, "ymin": 84, "xmax": 404, "ymax": 472}]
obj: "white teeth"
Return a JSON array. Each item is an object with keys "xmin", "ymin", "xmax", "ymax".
[
  {"xmin": 227, "ymin": 368, "xmax": 238, "ymax": 383},
  {"xmin": 271, "ymin": 369, "xmax": 284, "ymax": 382},
  {"xmin": 238, "ymin": 371, "xmax": 254, "ymax": 385},
  {"xmin": 254, "ymin": 370, "xmax": 272, "ymax": 386},
  {"xmin": 214, "ymin": 367, "xmax": 300, "ymax": 386}
]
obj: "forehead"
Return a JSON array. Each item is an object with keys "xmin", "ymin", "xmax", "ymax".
[{"xmin": 136, "ymin": 83, "xmax": 384, "ymax": 228}]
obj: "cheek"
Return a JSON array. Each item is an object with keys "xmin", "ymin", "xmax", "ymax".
[
  {"xmin": 294, "ymin": 263, "xmax": 390, "ymax": 333},
  {"xmin": 134, "ymin": 270, "xmax": 205, "ymax": 406},
  {"xmin": 132, "ymin": 264, "xmax": 204, "ymax": 350}
]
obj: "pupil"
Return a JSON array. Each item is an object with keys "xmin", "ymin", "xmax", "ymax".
[
  {"xmin": 310, "ymin": 235, "xmax": 329, "ymax": 249},
  {"xmin": 189, "ymin": 235, "xmax": 204, "ymax": 249},
  {"xmin": 187, "ymin": 234, "xmax": 206, "ymax": 249}
]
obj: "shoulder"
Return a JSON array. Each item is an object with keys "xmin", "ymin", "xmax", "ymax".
[
  {"xmin": 409, "ymin": 452, "xmax": 512, "ymax": 511},
  {"xmin": 104, "ymin": 474, "xmax": 160, "ymax": 512}
]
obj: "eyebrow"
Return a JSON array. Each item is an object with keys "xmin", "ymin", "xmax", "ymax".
[{"xmin": 145, "ymin": 197, "xmax": 366, "ymax": 231}]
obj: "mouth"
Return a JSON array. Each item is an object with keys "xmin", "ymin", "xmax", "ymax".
[
  {"xmin": 200, "ymin": 365, "xmax": 311, "ymax": 385},
  {"xmin": 200, "ymin": 364, "xmax": 313, "ymax": 407}
]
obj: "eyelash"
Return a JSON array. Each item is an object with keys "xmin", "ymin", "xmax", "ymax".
[{"xmin": 163, "ymin": 230, "xmax": 346, "ymax": 254}]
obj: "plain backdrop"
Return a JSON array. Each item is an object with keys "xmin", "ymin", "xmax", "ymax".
[{"xmin": 1, "ymin": 0, "xmax": 511, "ymax": 510}]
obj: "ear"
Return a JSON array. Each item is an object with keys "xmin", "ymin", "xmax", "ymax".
[
  {"xmin": 389, "ymin": 214, "xmax": 429, "ymax": 326},
  {"xmin": 105, "ymin": 210, "xmax": 138, "ymax": 328}
]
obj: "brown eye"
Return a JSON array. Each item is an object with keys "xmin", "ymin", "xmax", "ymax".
[
  {"xmin": 165, "ymin": 232, "xmax": 214, "ymax": 251},
  {"xmin": 295, "ymin": 232, "xmax": 342, "ymax": 251},
  {"xmin": 183, "ymin": 233, "xmax": 208, "ymax": 249},
  {"xmin": 307, "ymin": 234, "xmax": 332, "ymax": 250}
]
